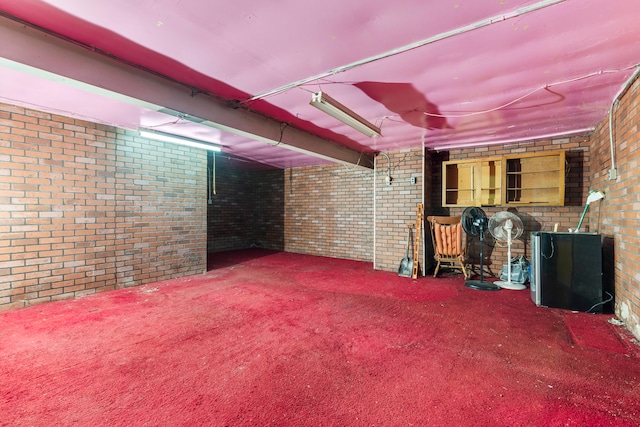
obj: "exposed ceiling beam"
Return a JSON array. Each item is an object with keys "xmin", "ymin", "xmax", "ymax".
[{"xmin": 0, "ymin": 15, "xmax": 373, "ymax": 169}]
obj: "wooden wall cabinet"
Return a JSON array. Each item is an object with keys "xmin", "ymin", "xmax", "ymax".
[
  {"xmin": 503, "ymin": 150, "xmax": 565, "ymax": 206},
  {"xmin": 442, "ymin": 157, "xmax": 502, "ymax": 207},
  {"xmin": 442, "ymin": 151, "xmax": 564, "ymax": 207}
]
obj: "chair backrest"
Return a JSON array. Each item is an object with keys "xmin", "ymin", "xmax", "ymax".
[{"xmin": 427, "ymin": 216, "xmax": 464, "ymax": 257}]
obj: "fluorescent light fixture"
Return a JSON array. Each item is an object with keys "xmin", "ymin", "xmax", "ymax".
[
  {"xmin": 310, "ymin": 91, "xmax": 381, "ymax": 137},
  {"xmin": 139, "ymin": 129, "xmax": 221, "ymax": 152}
]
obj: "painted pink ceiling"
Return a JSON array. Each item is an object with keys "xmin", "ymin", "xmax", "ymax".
[{"xmin": 0, "ymin": 0, "xmax": 639, "ymax": 168}]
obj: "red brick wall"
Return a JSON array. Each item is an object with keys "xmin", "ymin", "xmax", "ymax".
[
  {"xmin": 252, "ymin": 168, "xmax": 285, "ymax": 250},
  {"xmin": 259, "ymin": 148, "xmax": 427, "ymax": 271},
  {"xmin": 588, "ymin": 76, "xmax": 640, "ymax": 339},
  {"xmin": 207, "ymin": 154, "xmax": 257, "ymax": 252},
  {"xmin": 283, "ymin": 162, "xmax": 374, "ymax": 262},
  {"xmin": 0, "ymin": 103, "xmax": 207, "ymax": 310},
  {"xmin": 373, "ymin": 148, "xmax": 425, "ymax": 271},
  {"xmin": 207, "ymin": 154, "xmax": 284, "ymax": 252},
  {"xmin": 207, "ymin": 148, "xmax": 425, "ymax": 270}
]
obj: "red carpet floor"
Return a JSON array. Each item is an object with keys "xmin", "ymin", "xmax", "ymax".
[{"xmin": 1, "ymin": 249, "xmax": 639, "ymax": 426}]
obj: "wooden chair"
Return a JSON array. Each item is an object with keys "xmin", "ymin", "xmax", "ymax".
[{"xmin": 427, "ymin": 215, "xmax": 468, "ymax": 278}]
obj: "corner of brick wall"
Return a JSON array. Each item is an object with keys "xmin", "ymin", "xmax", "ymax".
[
  {"xmin": 373, "ymin": 148, "xmax": 425, "ymax": 271},
  {"xmin": 0, "ymin": 103, "xmax": 207, "ymax": 311},
  {"xmin": 206, "ymin": 155, "xmax": 284, "ymax": 253}
]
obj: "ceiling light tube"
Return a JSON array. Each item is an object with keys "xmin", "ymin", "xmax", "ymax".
[
  {"xmin": 139, "ymin": 129, "xmax": 221, "ymax": 152},
  {"xmin": 310, "ymin": 91, "xmax": 381, "ymax": 137}
]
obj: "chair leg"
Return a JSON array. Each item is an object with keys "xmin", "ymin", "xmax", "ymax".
[
  {"xmin": 459, "ymin": 262, "xmax": 468, "ymax": 279},
  {"xmin": 433, "ymin": 261, "xmax": 441, "ymax": 278}
]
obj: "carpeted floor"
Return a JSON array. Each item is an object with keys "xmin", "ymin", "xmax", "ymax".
[{"xmin": 1, "ymin": 249, "xmax": 639, "ymax": 426}]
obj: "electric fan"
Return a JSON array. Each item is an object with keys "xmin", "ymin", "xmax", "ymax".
[
  {"xmin": 461, "ymin": 207, "xmax": 500, "ymax": 291},
  {"xmin": 489, "ymin": 211, "xmax": 525, "ymax": 290}
]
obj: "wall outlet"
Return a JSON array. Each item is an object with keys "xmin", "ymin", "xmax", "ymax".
[
  {"xmin": 608, "ymin": 168, "xmax": 617, "ymax": 180},
  {"xmin": 410, "ymin": 176, "xmax": 417, "ymax": 185}
]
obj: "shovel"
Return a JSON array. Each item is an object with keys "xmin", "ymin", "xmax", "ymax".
[{"xmin": 398, "ymin": 225, "xmax": 414, "ymax": 277}]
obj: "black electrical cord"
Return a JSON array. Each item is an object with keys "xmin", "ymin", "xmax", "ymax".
[{"xmin": 586, "ymin": 291, "xmax": 614, "ymax": 314}]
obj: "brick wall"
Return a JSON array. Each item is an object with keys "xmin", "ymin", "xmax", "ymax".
[
  {"xmin": 242, "ymin": 147, "xmax": 425, "ymax": 270},
  {"xmin": 207, "ymin": 148, "xmax": 425, "ymax": 270},
  {"xmin": 207, "ymin": 154, "xmax": 284, "ymax": 252},
  {"xmin": 283, "ymin": 162, "xmax": 374, "ymax": 262},
  {"xmin": 588, "ymin": 76, "xmax": 640, "ymax": 339},
  {"xmin": 206, "ymin": 154, "xmax": 256, "ymax": 252},
  {"xmin": 0, "ymin": 103, "xmax": 207, "ymax": 310},
  {"xmin": 114, "ymin": 129, "xmax": 206, "ymax": 288},
  {"xmin": 252, "ymin": 168, "xmax": 285, "ymax": 250},
  {"xmin": 373, "ymin": 148, "xmax": 424, "ymax": 271}
]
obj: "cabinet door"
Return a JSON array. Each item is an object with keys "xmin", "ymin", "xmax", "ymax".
[
  {"xmin": 443, "ymin": 162, "xmax": 476, "ymax": 206},
  {"xmin": 442, "ymin": 157, "xmax": 502, "ymax": 207},
  {"xmin": 503, "ymin": 151, "xmax": 565, "ymax": 206},
  {"xmin": 479, "ymin": 159, "xmax": 502, "ymax": 206}
]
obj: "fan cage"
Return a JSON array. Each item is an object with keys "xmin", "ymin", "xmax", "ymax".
[
  {"xmin": 488, "ymin": 211, "xmax": 524, "ymax": 242},
  {"xmin": 461, "ymin": 207, "xmax": 488, "ymax": 237}
]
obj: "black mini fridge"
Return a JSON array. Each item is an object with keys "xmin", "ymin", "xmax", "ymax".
[{"xmin": 530, "ymin": 232, "xmax": 603, "ymax": 312}]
